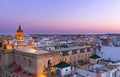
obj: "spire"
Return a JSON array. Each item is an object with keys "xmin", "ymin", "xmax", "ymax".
[
  {"xmin": 17, "ymin": 25, "xmax": 23, "ymax": 32},
  {"xmin": 18, "ymin": 23, "xmax": 21, "ymax": 29}
]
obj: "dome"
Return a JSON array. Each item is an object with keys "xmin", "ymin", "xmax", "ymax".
[{"xmin": 15, "ymin": 25, "xmax": 24, "ymax": 40}]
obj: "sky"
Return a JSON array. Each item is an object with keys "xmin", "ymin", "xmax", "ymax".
[{"xmin": 0, "ymin": 0, "xmax": 120, "ymax": 34}]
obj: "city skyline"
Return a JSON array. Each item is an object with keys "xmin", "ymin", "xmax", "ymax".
[{"xmin": 1, "ymin": 0, "xmax": 120, "ymax": 34}]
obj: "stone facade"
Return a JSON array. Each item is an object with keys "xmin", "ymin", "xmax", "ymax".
[{"xmin": 0, "ymin": 47, "xmax": 94, "ymax": 77}]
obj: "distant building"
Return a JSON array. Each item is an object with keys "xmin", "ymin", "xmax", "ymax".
[{"xmin": 75, "ymin": 54, "xmax": 120, "ymax": 77}]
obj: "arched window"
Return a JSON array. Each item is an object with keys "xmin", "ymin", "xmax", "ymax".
[
  {"xmin": 17, "ymin": 56, "xmax": 20, "ymax": 64},
  {"xmin": 28, "ymin": 59, "xmax": 31, "ymax": 67},
  {"xmin": 60, "ymin": 59, "xmax": 61, "ymax": 62},
  {"xmin": 48, "ymin": 60, "xmax": 51, "ymax": 67},
  {"xmin": 0, "ymin": 43, "xmax": 2, "ymax": 47},
  {"xmin": 0, "ymin": 55, "xmax": 1, "ymax": 60},
  {"xmin": 23, "ymin": 57, "xmax": 26, "ymax": 66}
]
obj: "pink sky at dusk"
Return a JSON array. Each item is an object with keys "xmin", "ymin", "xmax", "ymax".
[{"xmin": 0, "ymin": 0, "xmax": 120, "ymax": 34}]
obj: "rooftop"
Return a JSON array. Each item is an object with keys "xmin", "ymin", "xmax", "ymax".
[
  {"xmin": 77, "ymin": 59, "xmax": 119, "ymax": 73},
  {"xmin": 16, "ymin": 47, "xmax": 49, "ymax": 54},
  {"xmin": 55, "ymin": 61, "xmax": 70, "ymax": 69},
  {"xmin": 100, "ymin": 46, "xmax": 120, "ymax": 61},
  {"xmin": 89, "ymin": 54, "xmax": 101, "ymax": 59},
  {"xmin": 51, "ymin": 46, "xmax": 90, "ymax": 52}
]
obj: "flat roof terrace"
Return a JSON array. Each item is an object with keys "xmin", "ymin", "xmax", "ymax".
[{"xmin": 50, "ymin": 46, "xmax": 91, "ymax": 52}]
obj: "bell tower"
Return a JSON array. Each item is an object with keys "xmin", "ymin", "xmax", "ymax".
[{"xmin": 15, "ymin": 25, "xmax": 24, "ymax": 40}]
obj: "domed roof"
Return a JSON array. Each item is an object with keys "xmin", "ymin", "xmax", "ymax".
[{"xmin": 17, "ymin": 26, "xmax": 23, "ymax": 32}]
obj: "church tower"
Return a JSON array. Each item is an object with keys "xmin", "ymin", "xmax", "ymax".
[{"xmin": 15, "ymin": 25, "xmax": 24, "ymax": 40}]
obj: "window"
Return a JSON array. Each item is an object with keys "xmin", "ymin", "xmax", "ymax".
[
  {"xmin": 6, "ymin": 73, "xmax": 7, "ymax": 77},
  {"xmin": 65, "ymin": 58, "xmax": 67, "ymax": 61},
  {"xmin": 66, "ymin": 69, "xmax": 68, "ymax": 71},
  {"xmin": 82, "ymin": 54, "xmax": 83, "ymax": 58},
  {"xmin": 28, "ymin": 59, "xmax": 31, "ymax": 67},
  {"xmin": 17, "ymin": 56, "xmax": 20, "ymax": 64},
  {"xmin": 48, "ymin": 60, "xmax": 51, "ymax": 67},
  {"xmin": 74, "ymin": 61, "xmax": 76, "ymax": 64},
  {"xmin": 23, "ymin": 58, "xmax": 26, "ymax": 66},
  {"xmin": 70, "ymin": 57, "xmax": 72, "ymax": 60},
  {"xmin": 0, "ymin": 55, "xmax": 1, "ymax": 60},
  {"xmin": 74, "ymin": 56, "xmax": 76, "ymax": 59},
  {"xmin": 60, "ymin": 59, "xmax": 61, "ymax": 62},
  {"xmin": 69, "ymin": 62, "xmax": 71, "ymax": 65},
  {"xmin": 4, "ymin": 45, "xmax": 6, "ymax": 49},
  {"xmin": 62, "ymin": 58, "xmax": 64, "ymax": 61},
  {"xmin": 0, "ymin": 43, "xmax": 2, "ymax": 47}
]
